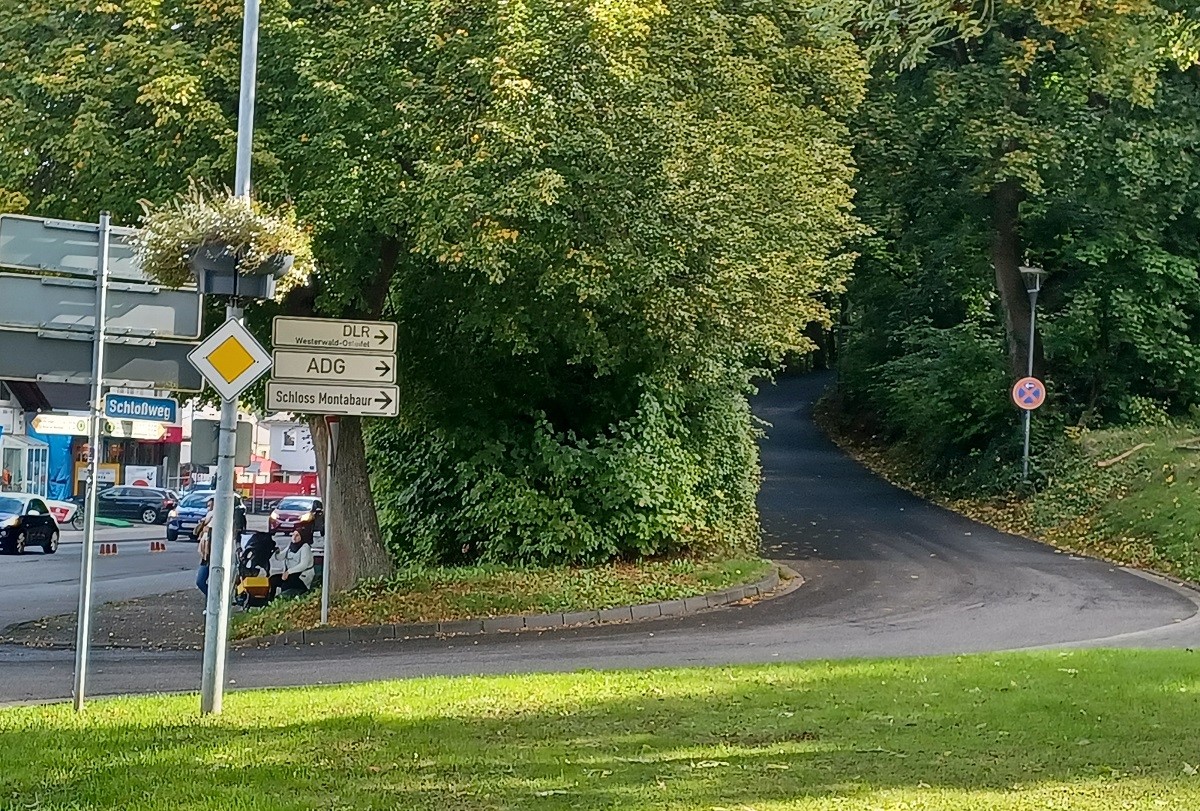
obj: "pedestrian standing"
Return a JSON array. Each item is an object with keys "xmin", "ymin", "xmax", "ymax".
[{"xmin": 195, "ymin": 497, "xmax": 215, "ymax": 603}]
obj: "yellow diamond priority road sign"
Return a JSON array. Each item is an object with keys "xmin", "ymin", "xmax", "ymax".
[{"xmin": 188, "ymin": 317, "xmax": 272, "ymax": 401}]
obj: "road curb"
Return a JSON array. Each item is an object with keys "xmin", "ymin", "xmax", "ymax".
[
  {"xmin": 244, "ymin": 563, "xmax": 799, "ymax": 649},
  {"xmin": 0, "ymin": 564, "xmax": 800, "ymax": 652}
]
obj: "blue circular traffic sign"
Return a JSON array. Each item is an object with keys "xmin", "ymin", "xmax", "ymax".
[{"xmin": 1012, "ymin": 377, "xmax": 1046, "ymax": 411}]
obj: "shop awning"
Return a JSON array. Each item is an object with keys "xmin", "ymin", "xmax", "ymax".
[{"xmin": 1, "ymin": 433, "xmax": 49, "ymax": 451}]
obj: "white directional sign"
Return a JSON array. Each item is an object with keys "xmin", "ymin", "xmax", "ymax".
[
  {"xmin": 272, "ymin": 316, "xmax": 397, "ymax": 354},
  {"xmin": 105, "ymin": 419, "xmax": 167, "ymax": 441},
  {"xmin": 266, "ymin": 381, "xmax": 399, "ymax": 417},
  {"xmin": 272, "ymin": 349, "xmax": 396, "ymax": 384},
  {"xmin": 30, "ymin": 413, "xmax": 167, "ymax": 439},
  {"xmin": 31, "ymin": 413, "xmax": 91, "ymax": 436},
  {"xmin": 188, "ymin": 317, "xmax": 273, "ymax": 401}
]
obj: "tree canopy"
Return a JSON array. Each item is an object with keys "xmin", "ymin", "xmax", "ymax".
[
  {"xmin": 0, "ymin": 0, "xmax": 866, "ymax": 571},
  {"xmin": 838, "ymin": 0, "xmax": 1200, "ymax": 482}
]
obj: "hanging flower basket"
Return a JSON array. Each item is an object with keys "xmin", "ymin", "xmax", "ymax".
[
  {"xmin": 133, "ymin": 181, "xmax": 315, "ymax": 299},
  {"xmin": 187, "ymin": 244, "xmax": 296, "ymax": 298}
]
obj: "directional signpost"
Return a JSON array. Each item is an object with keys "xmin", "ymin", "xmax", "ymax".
[
  {"xmin": 32, "ymin": 412, "xmax": 168, "ymax": 440},
  {"xmin": 0, "ymin": 212, "xmax": 207, "ymax": 712},
  {"xmin": 0, "ymin": 214, "xmax": 144, "ymax": 280},
  {"xmin": 271, "ymin": 348, "xmax": 395, "ymax": 384},
  {"xmin": 268, "ymin": 317, "xmax": 400, "ymax": 417},
  {"xmin": 0, "ymin": 330, "xmax": 203, "ymax": 390},
  {"xmin": 265, "ymin": 381, "xmax": 398, "ymax": 416},
  {"xmin": 105, "ymin": 420, "xmax": 168, "ymax": 441},
  {"xmin": 0, "ymin": 271, "xmax": 202, "ymax": 339},
  {"xmin": 31, "ymin": 413, "xmax": 91, "ymax": 436},
  {"xmin": 268, "ymin": 315, "xmax": 400, "ymax": 627},
  {"xmin": 272, "ymin": 315, "xmax": 396, "ymax": 352}
]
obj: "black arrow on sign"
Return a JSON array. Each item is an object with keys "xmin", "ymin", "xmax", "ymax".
[
  {"xmin": 375, "ymin": 329, "xmax": 388, "ymax": 345},
  {"xmin": 375, "ymin": 390, "xmax": 393, "ymax": 409},
  {"xmin": 376, "ymin": 360, "xmax": 391, "ymax": 377}
]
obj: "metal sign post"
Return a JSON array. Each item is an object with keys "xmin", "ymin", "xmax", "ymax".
[
  {"xmin": 321, "ymin": 416, "xmax": 339, "ymax": 625},
  {"xmin": 190, "ymin": 320, "xmax": 271, "ymax": 715},
  {"xmin": 199, "ymin": 307, "xmax": 245, "ymax": 716},
  {"xmin": 73, "ymin": 211, "xmax": 112, "ymax": 712},
  {"xmin": 199, "ymin": 0, "xmax": 262, "ymax": 717},
  {"xmin": 267, "ymin": 315, "xmax": 398, "ymax": 625}
]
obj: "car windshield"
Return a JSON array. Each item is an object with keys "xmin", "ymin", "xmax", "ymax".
[
  {"xmin": 181, "ymin": 494, "xmax": 213, "ymax": 509},
  {"xmin": 0, "ymin": 496, "xmax": 23, "ymax": 514},
  {"xmin": 277, "ymin": 498, "xmax": 313, "ymax": 511}
]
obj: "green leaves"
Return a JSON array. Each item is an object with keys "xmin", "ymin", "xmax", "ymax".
[
  {"xmin": 840, "ymin": 0, "xmax": 1200, "ymax": 477},
  {"xmin": 0, "ymin": 0, "xmax": 864, "ymax": 566}
]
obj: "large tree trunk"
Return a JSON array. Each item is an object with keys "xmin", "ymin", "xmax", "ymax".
[
  {"xmin": 309, "ymin": 415, "xmax": 394, "ymax": 594},
  {"xmin": 991, "ymin": 180, "xmax": 1041, "ymax": 379}
]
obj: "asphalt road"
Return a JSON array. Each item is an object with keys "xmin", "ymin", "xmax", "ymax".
[
  {"xmin": 0, "ymin": 525, "xmax": 193, "ymax": 628},
  {"xmin": 0, "ymin": 516, "xmax": 272, "ymax": 628},
  {"xmin": 3, "ymin": 374, "xmax": 1198, "ymax": 704}
]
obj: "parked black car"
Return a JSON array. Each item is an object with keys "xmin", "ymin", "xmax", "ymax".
[
  {"xmin": 166, "ymin": 490, "xmax": 247, "ymax": 543},
  {"xmin": 74, "ymin": 486, "xmax": 179, "ymax": 525},
  {"xmin": 0, "ymin": 493, "xmax": 60, "ymax": 555}
]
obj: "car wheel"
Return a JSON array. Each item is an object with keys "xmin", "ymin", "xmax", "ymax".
[
  {"xmin": 13, "ymin": 531, "xmax": 26, "ymax": 555},
  {"xmin": 71, "ymin": 512, "xmax": 85, "ymax": 531},
  {"xmin": 43, "ymin": 530, "xmax": 59, "ymax": 554},
  {"xmin": 141, "ymin": 508, "xmax": 159, "ymax": 525},
  {"xmin": 166, "ymin": 530, "xmax": 178, "ymax": 543}
]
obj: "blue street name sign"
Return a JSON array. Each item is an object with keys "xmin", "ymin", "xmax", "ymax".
[{"xmin": 103, "ymin": 393, "xmax": 178, "ymax": 424}]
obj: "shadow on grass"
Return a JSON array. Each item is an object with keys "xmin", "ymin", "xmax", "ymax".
[{"xmin": 2, "ymin": 650, "xmax": 1199, "ymax": 809}]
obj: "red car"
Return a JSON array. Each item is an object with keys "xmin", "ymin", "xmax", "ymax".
[{"xmin": 269, "ymin": 496, "xmax": 324, "ymax": 537}]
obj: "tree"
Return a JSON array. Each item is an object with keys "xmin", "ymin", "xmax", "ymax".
[
  {"xmin": 0, "ymin": 0, "xmax": 866, "ymax": 577},
  {"xmin": 838, "ymin": 0, "xmax": 1200, "ymax": 473}
]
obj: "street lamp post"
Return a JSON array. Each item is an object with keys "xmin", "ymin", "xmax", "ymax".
[
  {"xmin": 199, "ymin": 0, "xmax": 261, "ymax": 716},
  {"xmin": 1019, "ymin": 265, "xmax": 1047, "ymax": 481}
]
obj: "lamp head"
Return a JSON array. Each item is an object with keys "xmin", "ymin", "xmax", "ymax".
[{"xmin": 1018, "ymin": 265, "xmax": 1047, "ymax": 294}]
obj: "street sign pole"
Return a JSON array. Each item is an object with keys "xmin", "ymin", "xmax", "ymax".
[
  {"xmin": 201, "ymin": 0, "xmax": 260, "ymax": 717},
  {"xmin": 200, "ymin": 303, "xmax": 243, "ymax": 715},
  {"xmin": 73, "ymin": 211, "xmax": 111, "ymax": 712},
  {"xmin": 321, "ymin": 416, "xmax": 339, "ymax": 625}
]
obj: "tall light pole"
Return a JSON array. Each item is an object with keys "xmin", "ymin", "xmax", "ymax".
[
  {"xmin": 1019, "ymin": 265, "xmax": 1047, "ymax": 481},
  {"xmin": 200, "ymin": 0, "xmax": 261, "ymax": 716}
]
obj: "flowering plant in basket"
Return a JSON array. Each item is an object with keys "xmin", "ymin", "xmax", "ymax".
[{"xmin": 134, "ymin": 182, "xmax": 315, "ymax": 298}]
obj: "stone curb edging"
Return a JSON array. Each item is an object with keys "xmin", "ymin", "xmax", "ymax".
[{"xmin": 242, "ymin": 563, "xmax": 798, "ymax": 649}]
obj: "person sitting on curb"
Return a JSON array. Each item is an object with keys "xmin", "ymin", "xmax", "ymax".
[{"xmin": 270, "ymin": 528, "xmax": 315, "ymax": 597}]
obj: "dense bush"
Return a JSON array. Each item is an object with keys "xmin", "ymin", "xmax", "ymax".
[{"xmin": 369, "ymin": 385, "xmax": 760, "ymax": 565}]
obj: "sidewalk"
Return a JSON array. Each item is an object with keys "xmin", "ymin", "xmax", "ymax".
[
  {"xmin": 1, "ymin": 591, "xmax": 206, "ymax": 650},
  {"xmin": 1, "ymin": 565, "xmax": 796, "ymax": 651}
]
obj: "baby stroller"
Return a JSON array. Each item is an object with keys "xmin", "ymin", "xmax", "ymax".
[{"xmin": 235, "ymin": 531, "xmax": 277, "ymax": 609}]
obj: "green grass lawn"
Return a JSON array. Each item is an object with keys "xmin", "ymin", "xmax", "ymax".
[
  {"xmin": 234, "ymin": 557, "xmax": 772, "ymax": 639},
  {"xmin": 4, "ymin": 650, "xmax": 1200, "ymax": 809}
]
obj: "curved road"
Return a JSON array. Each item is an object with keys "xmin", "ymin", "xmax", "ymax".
[{"xmin": 3, "ymin": 375, "xmax": 1198, "ymax": 704}]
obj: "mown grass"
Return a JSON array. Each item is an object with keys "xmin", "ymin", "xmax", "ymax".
[
  {"xmin": 3, "ymin": 650, "xmax": 1199, "ymax": 810},
  {"xmin": 233, "ymin": 557, "xmax": 773, "ymax": 639}
]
